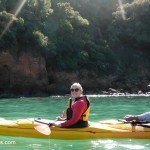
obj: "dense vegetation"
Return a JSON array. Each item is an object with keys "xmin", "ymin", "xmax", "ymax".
[{"xmin": 0, "ymin": 0, "xmax": 150, "ymax": 95}]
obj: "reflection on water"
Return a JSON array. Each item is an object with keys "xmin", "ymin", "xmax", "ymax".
[{"xmin": 90, "ymin": 139, "xmax": 149, "ymax": 150}]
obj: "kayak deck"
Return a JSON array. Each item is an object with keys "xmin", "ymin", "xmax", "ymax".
[{"xmin": 0, "ymin": 118, "xmax": 150, "ymax": 140}]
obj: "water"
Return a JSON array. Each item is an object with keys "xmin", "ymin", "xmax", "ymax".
[{"xmin": 0, "ymin": 96, "xmax": 150, "ymax": 150}]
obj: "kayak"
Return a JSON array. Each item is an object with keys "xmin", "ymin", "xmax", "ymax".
[{"xmin": 0, "ymin": 118, "xmax": 150, "ymax": 140}]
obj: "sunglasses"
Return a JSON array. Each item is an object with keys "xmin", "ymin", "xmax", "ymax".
[{"xmin": 70, "ymin": 88, "xmax": 80, "ymax": 92}]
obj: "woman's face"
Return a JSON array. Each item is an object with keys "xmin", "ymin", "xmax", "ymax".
[{"xmin": 70, "ymin": 85, "xmax": 82, "ymax": 99}]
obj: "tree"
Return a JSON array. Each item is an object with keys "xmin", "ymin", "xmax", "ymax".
[
  {"xmin": 0, "ymin": 11, "xmax": 23, "ymax": 51},
  {"xmin": 108, "ymin": 0, "xmax": 150, "ymax": 86}
]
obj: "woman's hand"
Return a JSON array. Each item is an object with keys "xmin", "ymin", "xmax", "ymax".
[
  {"xmin": 55, "ymin": 110, "xmax": 67, "ymax": 121},
  {"xmin": 52, "ymin": 121, "xmax": 61, "ymax": 127},
  {"xmin": 55, "ymin": 116, "xmax": 66, "ymax": 121}
]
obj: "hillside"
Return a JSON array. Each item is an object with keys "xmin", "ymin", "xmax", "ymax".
[{"xmin": 0, "ymin": 0, "xmax": 150, "ymax": 97}]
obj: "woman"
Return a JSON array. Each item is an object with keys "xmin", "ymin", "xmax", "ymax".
[{"xmin": 53, "ymin": 83, "xmax": 90, "ymax": 128}]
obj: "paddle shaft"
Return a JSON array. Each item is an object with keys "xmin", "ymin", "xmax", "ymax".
[{"xmin": 34, "ymin": 119, "xmax": 53, "ymax": 126}]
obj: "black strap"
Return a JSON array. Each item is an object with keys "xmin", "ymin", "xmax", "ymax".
[
  {"xmin": 69, "ymin": 98, "xmax": 72, "ymax": 108},
  {"xmin": 66, "ymin": 98, "xmax": 73, "ymax": 120}
]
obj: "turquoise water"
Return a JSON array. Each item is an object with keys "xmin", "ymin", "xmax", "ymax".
[{"xmin": 0, "ymin": 96, "xmax": 150, "ymax": 150}]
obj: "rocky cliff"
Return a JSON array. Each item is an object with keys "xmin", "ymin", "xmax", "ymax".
[
  {"xmin": 0, "ymin": 51, "xmax": 149, "ymax": 98},
  {"xmin": 0, "ymin": 51, "xmax": 48, "ymax": 97}
]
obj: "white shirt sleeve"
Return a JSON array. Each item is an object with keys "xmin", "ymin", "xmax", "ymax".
[{"xmin": 137, "ymin": 112, "xmax": 150, "ymax": 122}]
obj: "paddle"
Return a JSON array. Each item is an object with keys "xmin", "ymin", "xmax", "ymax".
[
  {"xmin": 118, "ymin": 119, "xmax": 150, "ymax": 127},
  {"xmin": 34, "ymin": 119, "xmax": 53, "ymax": 135},
  {"xmin": 34, "ymin": 124, "xmax": 51, "ymax": 135}
]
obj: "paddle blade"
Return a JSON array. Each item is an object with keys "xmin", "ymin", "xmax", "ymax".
[{"xmin": 34, "ymin": 124, "xmax": 51, "ymax": 135}]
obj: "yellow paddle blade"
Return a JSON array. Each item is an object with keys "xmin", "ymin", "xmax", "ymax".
[{"xmin": 34, "ymin": 124, "xmax": 51, "ymax": 135}]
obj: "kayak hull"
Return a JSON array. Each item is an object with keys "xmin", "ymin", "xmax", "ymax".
[{"xmin": 0, "ymin": 119, "xmax": 150, "ymax": 140}]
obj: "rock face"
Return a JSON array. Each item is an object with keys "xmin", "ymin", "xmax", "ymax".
[
  {"xmin": 0, "ymin": 51, "xmax": 149, "ymax": 97},
  {"xmin": 0, "ymin": 51, "xmax": 48, "ymax": 97}
]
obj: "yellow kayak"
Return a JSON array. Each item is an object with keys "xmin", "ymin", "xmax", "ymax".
[{"xmin": 0, "ymin": 118, "xmax": 150, "ymax": 140}]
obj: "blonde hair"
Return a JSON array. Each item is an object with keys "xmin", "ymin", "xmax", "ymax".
[{"xmin": 70, "ymin": 83, "xmax": 83, "ymax": 92}]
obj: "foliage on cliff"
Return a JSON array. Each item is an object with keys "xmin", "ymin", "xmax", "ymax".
[{"xmin": 0, "ymin": 0, "xmax": 150, "ymax": 95}]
